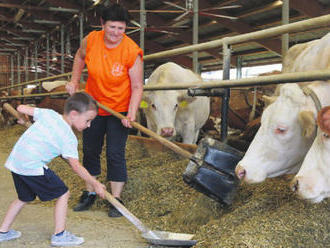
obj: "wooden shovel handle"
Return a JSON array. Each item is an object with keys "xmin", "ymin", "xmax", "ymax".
[
  {"xmin": 97, "ymin": 102, "xmax": 193, "ymax": 160},
  {"xmin": 104, "ymin": 191, "xmax": 151, "ymax": 234}
]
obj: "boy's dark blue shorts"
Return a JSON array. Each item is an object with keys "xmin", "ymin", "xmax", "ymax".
[{"xmin": 11, "ymin": 168, "xmax": 68, "ymax": 202}]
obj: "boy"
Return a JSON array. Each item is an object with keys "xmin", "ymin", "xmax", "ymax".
[{"xmin": 0, "ymin": 92, "xmax": 105, "ymax": 246}]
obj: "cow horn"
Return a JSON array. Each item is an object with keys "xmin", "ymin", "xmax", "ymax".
[{"xmin": 262, "ymin": 95, "xmax": 277, "ymax": 106}]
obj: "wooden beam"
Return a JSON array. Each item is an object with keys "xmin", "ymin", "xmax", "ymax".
[
  {"xmin": 122, "ymin": 0, "xmax": 193, "ymax": 68},
  {"xmin": 198, "ymin": 1, "xmax": 282, "ymax": 55},
  {"xmin": 43, "ymin": 0, "xmax": 82, "ymax": 10},
  {"xmin": 0, "ymin": 37, "xmax": 28, "ymax": 46},
  {"xmin": 0, "ymin": 3, "xmax": 79, "ymax": 13},
  {"xmin": 238, "ymin": 0, "xmax": 282, "ymax": 18},
  {"xmin": 290, "ymin": 0, "xmax": 323, "ymax": 17}
]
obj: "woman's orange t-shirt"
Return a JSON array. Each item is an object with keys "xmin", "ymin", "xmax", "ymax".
[{"xmin": 85, "ymin": 30, "xmax": 143, "ymax": 115}]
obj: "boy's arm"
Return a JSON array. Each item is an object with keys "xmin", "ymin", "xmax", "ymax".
[
  {"xmin": 17, "ymin": 104, "xmax": 35, "ymax": 116},
  {"xmin": 66, "ymin": 157, "xmax": 106, "ymax": 198},
  {"xmin": 16, "ymin": 104, "xmax": 35, "ymax": 125}
]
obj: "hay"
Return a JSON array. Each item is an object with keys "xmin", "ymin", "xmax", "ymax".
[{"xmin": 2, "ymin": 125, "xmax": 330, "ymax": 247}]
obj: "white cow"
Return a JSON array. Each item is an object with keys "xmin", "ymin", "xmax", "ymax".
[
  {"xmin": 141, "ymin": 62, "xmax": 210, "ymax": 144},
  {"xmin": 235, "ymin": 32, "xmax": 330, "ymax": 183},
  {"xmin": 290, "ymin": 108, "xmax": 330, "ymax": 203}
]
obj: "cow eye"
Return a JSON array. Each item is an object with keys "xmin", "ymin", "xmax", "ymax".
[
  {"xmin": 275, "ymin": 127, "xmax": 287, "ymax": 134},
  {"xmin": 174, "ymin": 103, "xmax": 178, "ymax": 109},
  {"xmin": 323, "ymin": 133, "xmax": 329, "ymax": 139},
  {"xmin": 151, "ymin": 103, "xmax": 156, "ymax": 110}
]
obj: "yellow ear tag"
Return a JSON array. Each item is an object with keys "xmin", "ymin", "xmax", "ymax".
[
  {"xmin": 140, "ymin": 100, "xmax": 148, "ymax": 108},
  {"xmin": 179, "ymin": 100, "xmax": 188, "ymax": 108}
]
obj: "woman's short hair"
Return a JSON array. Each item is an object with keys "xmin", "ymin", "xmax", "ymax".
[
  {"xmin": 101, "ymin": 3, "xmax": 130, "ymax": 25},
  {"xmin": 64, "ymin": 92, "xmax": 98, "ymax": 114}
]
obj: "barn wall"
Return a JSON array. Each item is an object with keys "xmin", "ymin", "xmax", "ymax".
[
  {"xmin": 0, "ymin": 55, "xmax": 48, "ymax": 89},
  {"xmin": 0, "ymin": 55, "xmax": 10, "ymax": 87}
]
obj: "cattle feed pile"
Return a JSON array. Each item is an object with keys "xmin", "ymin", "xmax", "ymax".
[{"xmin": 3, "ymin": 125, "xmax": 329, "ymax": 248}]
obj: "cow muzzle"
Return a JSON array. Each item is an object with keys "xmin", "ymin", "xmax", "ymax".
[
  {"xmin": 160, "ymin": 127, "xmax": 174, "ymax": 137},
  {"xmin": 235, "ymin": 164, "xmax": 246, "ymax": 180},
  {"xmin": 290, "ymin": 177, "xmax": 299, "ymax": 192},
  {"xmin": 289, "ymin": 176, "xmax": 324, "ymax": 203}
]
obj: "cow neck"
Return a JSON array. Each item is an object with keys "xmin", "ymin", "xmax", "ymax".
[{"xmin": 299, "ymin": 85, "xmax": 322, "ymax": 112}]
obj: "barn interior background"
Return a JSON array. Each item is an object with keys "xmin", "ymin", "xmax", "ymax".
[
  {"xmin": 0, "ymin": 1, "xmax": 330, "ymax": 247},
  {"xmin": 0, "ymin": 0, "xmax": 330, "ymax": 85}
]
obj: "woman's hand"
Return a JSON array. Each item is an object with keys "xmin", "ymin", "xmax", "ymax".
[
  {"xmin": 121, "ymin": 113, "xmax": 135, "ymax": 128},
  {"xmin": 66, "ymin": 81, "xmax": 79, "ymax": 95},
  {"xmin": 93, "ymin": 181, "xmax": 106, "ymax": 199}
]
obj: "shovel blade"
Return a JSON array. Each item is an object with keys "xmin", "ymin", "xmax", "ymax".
[
  {"xmin": 183, "ymin": 138, "xmax": 244, "ymax": 205},
  {"xmin": 142, "ymin": 230, "xmax": 197, "ymax": 247},
  {"xmin": 186, "ymin": 167, "xmax": 238, "ymax": 205}
]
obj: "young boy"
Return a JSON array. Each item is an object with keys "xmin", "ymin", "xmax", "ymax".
[{"xmin": 0, "ymin": 92, "xmax": 106, "ymax": 246}]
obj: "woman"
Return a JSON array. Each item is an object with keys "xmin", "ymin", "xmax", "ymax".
[{"xmin": 66, "ymin": 3, "xmax": 143, "ymax": 217}]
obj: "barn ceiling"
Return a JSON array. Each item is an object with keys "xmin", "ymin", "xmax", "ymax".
[{"xmin": 0, "ymin": 0, "xmax": 330, "ymax": 79}]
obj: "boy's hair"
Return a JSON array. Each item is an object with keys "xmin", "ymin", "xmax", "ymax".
[
  {"xmin": 64, "ymin": 92, "xmax": 98, "ymax": 114},
  {"xmin": 101, "ymin": 3, "xmax": 130, "ymax": 25}
]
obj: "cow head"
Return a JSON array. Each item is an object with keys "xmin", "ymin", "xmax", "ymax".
[
  {"xmin": 235, "ymin": 84, "xmax": 316, "ymax": 183},
  {"xmin": 141, "ymin": 90, "xmax": 196, "ymax": 139},
  {"xmin": 290, "ymin": 107, "xmax": 330, "ymax": 203}
]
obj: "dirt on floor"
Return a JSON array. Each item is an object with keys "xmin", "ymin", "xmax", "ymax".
[{"xmin": 0, "ymin": 124, "xmax": 330, "ymax": 248}]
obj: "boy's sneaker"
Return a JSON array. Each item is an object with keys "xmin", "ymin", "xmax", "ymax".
[
  {"xmin": 0, "ymin": 229, "xmax": 21, "ymax": 242},
  {"xmin": 51, "ymin": 231, "xmax": 84, "ymax": 247},
  {"xmin": 73, "ymin": 191, "xmax": 96, "ymax": 211},
  {"xmin": 108, "ymin": 197, "xmax": 124, "ymax": 218}
]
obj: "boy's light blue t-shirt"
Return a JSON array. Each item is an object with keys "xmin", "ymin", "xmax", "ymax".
[{"xmin": 5, "ymin": 108, "xmax": 78, "ymax": 176}]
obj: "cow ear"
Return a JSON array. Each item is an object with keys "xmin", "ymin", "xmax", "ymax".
[
  {"xmin": 139, "ymin": 100, "xmax": 148, "ymax": 109},
  {"xmin": 177, "ymin": 93, "xmax": 196, "ymax": 105},
  {"xmin": 179, "ymin": 100, "xmax": 188, "ymax": 108},
  {"xmin": 262, "ymin": 95, "xmax": 277, "ymax": 106},
  {"xmin": 298, "ymin": 110, "xmax": 316, "ymax": 138}
]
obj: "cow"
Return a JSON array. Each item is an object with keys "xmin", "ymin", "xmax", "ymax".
[
  {"xmin": 290, "ymin": 107, "xmax": 330, "ymax": 203},
  {"xmin": 0, "ymin": 83, "xmax": 83, "ymax": 125},
  {"xmin": 140, "ymin": 62, "xmax": 210, "ymax": 144},
  {"xmin": 235, "ymin": 32, "xmax": 330, "ymax": 184},
  {"xmin": 37, "ymin": 83, "xmax": 85, "ymax": 114},
  {"xmin": 41, "ymin": 80, "xmax": 67, "ymax": 92},
  {"xmin": 0, "ymin": 89, "xmax": 22, "ymax": 126},
  {"xmin": 0, "ymin": 106, "xmax": 5, "ymax": 128}
]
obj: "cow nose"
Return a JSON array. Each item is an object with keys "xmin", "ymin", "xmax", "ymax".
[
  {"xmin": 290, "ymin": 178, "xmax": 299, "ymax": 192},
  {"xmin": 161, "ymin": 127, "xmax": 174, "ymax": 137},
  {"xmin": 235, "ymin": 164, "xmax": 246, "ymax": 180}
]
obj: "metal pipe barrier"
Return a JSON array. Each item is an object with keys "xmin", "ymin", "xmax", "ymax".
[
  {"xmin": 143, "ymin": 70, "xmax": 330, "ymax": 91},
  {"xmin": 1, "ymin": 70, "xmax": 330, "ymax": 101},
  {"xmin": 0, "ymin": 69, "xmax": 88, "ymax": 92}
]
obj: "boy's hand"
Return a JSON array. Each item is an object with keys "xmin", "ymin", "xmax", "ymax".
[
  {"xmin": 17, "ymin": 118, "xmax": 26, "ymax": 125},
  {"xmin": 93, "ymin": 181, "xmax": 106, "ymax": 199},
  {"xmin": 17, "ymin": 113, "xmax": 29, "ymax": 126}
]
